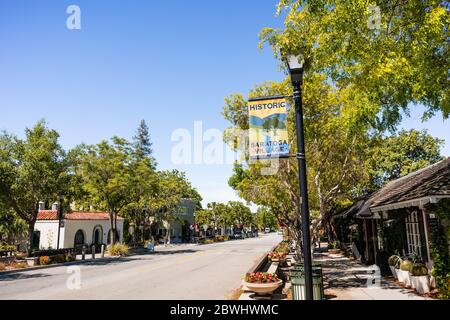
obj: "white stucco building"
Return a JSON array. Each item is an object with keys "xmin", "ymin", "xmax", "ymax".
[{"xmin": 34, "ymin": 206, "xmax": 124, "ymax": 251}]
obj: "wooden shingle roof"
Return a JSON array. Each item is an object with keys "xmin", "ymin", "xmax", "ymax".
[{"xmin": 354, "ymin": 157, "xmax": 450, "ymax": 217}]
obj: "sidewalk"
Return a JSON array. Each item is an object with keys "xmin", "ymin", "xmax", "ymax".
[{"xmin": 316, "ymin": 252, "xmax": 433, "ymax": 300}]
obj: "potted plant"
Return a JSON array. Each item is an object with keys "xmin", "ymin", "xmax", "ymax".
[
  {"xmin": 397, "ymin": 259, "xmax": 413, "ymax": 286},
  {"xmin": 327, "ymin": 241, "xmax": 340, "ymax": 254},
  {"xmin": 25, "ymin": 256, "xmax": 39, "ymax": 267},
  {"xmin": 410, "ymin": 263, "xmax": 430, "ymax": 294},
  {"xmin": 243, "ymin": 272, "xmax": 283, "ymax": 296},
  {"xmin": 388, "ymin": 255, "xmax": 401, "ymax": 279},
  {"xmin": 268, "ymin": 252, "xmax": 287, "ymax": 263}
]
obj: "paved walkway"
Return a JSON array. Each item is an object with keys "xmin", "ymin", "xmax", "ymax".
[{"xmin": 316, "ymin": 252, "xmax": 432, "ymax": 300}]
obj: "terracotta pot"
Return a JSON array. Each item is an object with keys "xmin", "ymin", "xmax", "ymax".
[
  {"xmin": 243, "ymin": 280, "xmax": 283, "ymax": 296},
  {"xmin": 328, "ymin": 249, "xmax": 341, "ymax": 254}
]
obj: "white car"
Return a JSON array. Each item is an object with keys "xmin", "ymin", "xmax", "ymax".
[{"xmin": 264, "ymin": 228, "xmax": 271, "ymax": 233}]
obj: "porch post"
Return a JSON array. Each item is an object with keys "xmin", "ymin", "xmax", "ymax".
[
  {"xmin": 364, "ymin": 219, "xmax": 369, "ymax": 263},
  {"xmin": 371, "ymin": 219, "xmax": 378, "ymax": 265},
  {"xmin": 420, "ymin": 206, "xmax": 432, "ymax": 262}
]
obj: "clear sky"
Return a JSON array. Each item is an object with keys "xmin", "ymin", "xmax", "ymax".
[{"xmin": 1, "ymin": 1, "xmax": 448, "ymax": 209}]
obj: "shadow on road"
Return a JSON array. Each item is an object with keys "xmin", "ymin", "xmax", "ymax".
[{"xmin": 0, "ymin": 272, "xmax": 51, "ymax": 282}]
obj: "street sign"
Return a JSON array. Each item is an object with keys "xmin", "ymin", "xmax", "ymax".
[{"xmin": 248, "ymin": 96, "xmax": 290, "ymax": 160}]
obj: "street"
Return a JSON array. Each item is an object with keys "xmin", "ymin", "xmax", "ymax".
[{"xmin": 0, "ymin": 233, "xmax": 281, "ymax": 300}]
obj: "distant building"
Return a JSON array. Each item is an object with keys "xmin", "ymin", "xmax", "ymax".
[
  {"xmin": 154, "ymin": 199, "xmax": 196, "ymax": 244},
  {"xmin": 34, "ymin": 202, "xmax": 124, "ymax": 251}
]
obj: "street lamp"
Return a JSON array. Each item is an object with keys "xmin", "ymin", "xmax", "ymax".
[{"xmin": 285, "ymin": 53, "xmax": 314, "ymax": 301}]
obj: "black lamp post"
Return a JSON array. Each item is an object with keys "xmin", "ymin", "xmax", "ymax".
[{"xmin": 285, "ymin": 53, "xmax": 314, "ymax": 300}]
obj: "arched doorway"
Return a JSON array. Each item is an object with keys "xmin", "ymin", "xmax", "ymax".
[
  {"xmin": 92, "ymin": 226, "xmax": 103, "ymax": 253},
  {"xmin": 74, "ymin": 229, "xmax": 85, "ymax": 252}
]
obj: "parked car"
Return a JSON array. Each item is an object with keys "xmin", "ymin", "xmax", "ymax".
[
  {"xmin": 233, "ymin": 231, "xmax": 244, "ymax": 239},
  {"xmin": 246, "ymin": 230, "xmax": 254, "ymax": 238},
  {"xmin": 264, "ymin": 227, "xmax": 271, "ymax": 233}
]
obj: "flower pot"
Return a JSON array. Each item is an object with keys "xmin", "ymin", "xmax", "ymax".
[
  {"xmin": 389, "ymin": 266, "xmax": 398, "ymax": 279},
  {"xmin": 269, "ymin": 257, "xmax": 286, "ymax": 264},
  {"xmin": 25, "ymin": 257, "xmax": 38, "ymax": 267},
  {"xmin": 243, "ymin": 280, "xmax": 283, "ymax": 296},
  {"xmin": 397, "ymin": 269, "xmax": 411, "ymax": 287},
  {"xmin": 328, "ymin": 249, "xmax": 340, "ymax": 254},
  {"xmin": 410, "ymin": 275, "xmax": 430, "ymax": 294}
]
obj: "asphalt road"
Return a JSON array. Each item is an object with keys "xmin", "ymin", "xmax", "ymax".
[{"xmin": 0, "ymin": 233, "xmax": 281, "ymax": 300}]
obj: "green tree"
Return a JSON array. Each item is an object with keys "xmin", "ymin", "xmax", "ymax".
[
  {"xmin": 75, "ymin": 138, "xmax": 134, "ymax": 244},
  {"xmin": 256, "ymin": 207, "xmax": 278, "ymax": 231},
  {"xmin": 0, "ymin": 206, "xmax": 27, "ymax": 244},
  {"xmin": 227, "ymin": 201, "xmax": 254, "ymax": 230},
  {"xmin": 223, "ymin": 77, "xmax": 371, "ymax": 247},
  {"xmin": 133, "ymin": 119, "xmax": 156, "ymax": 169},
  {"xmin": 261, "ymin": 0, "xmax": 449, "ymax": 126},
  {"xmin": 367, "ymin": 129, "xmax": 444, "ymax": 189},
  {"xmin": 0, "ymin": 120, "xmax": 69, "ymax": 254}
]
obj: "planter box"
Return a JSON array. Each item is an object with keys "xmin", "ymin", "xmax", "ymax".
[
  {"xmin": 410, "ymin": 275, "xmax": 430, "ymax": 294},
  {"xmin": 389, "ymin": 266, "xmax": 398, "ymax": 279},
  {"xmin": 25, "ymin": 257, "xmax": 39, "ymax": 267},
  {"xmin": 397, "ymin": 269, "xmax": 411, "ymax": 287},
  {"xmin": 328, "ymin": 249, "xmax": 341, "ymax": 254},
  {"xmin": 243, "ymin": 280, "xmax": 282, "ymax": 296}
]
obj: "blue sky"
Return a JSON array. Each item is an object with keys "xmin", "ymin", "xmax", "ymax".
[{"xmin": 1, "ymin": 1, "xmax": 448, "ymax": 209}]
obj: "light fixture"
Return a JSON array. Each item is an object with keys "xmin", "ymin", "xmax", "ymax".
[{"xmin": 285, "ymin": 53, "xmax": 305, "ymax": 84}]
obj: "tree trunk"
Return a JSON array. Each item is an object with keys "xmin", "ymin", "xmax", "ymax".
[
  {"xmin": 109, "ymin": 214, "xmax": 115, "ymax": 245},
  {"xmin": 113, "ymin": 214, "xmax": 118, "ymax": 243},
  {"xmin": 27, "ymin": 221, "xmax": 35, "ymax": 257}
]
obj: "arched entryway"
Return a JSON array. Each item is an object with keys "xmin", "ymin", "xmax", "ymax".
[
  {"xmin": 74, "ymin": 229, "xmax": 85, "ymax": 252},
  {"xmin": 92, "ymin": 226, "xmax": 103, "ymax": 252}
]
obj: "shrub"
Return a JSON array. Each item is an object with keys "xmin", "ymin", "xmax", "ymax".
[
  {"xmin": 13, "ymin": 263, "xmax": 26, "ymax": 269},
  {"xmin": 268, "ymin": 252, "xmax": 287, "ymax": 261},
  {"xmin": 51, "ymin": 254, "xmax": 65, "ymax": 264},
  {"xmin": 108, "ymin": 243, "xmax": 129, "ymax": 256},
  {"xmin": 400, "ymin": 260, "xmax": 413, "ymax": 272},
  {"xmin": 410, "ymin": 263, "xmax": 429, "ymax": 276},
  {"xmin": 245, "ymin": 272, "xmax": 279, "ymax": 283},
  {"xmin": 39, "ymin": 256, "xmax": 50, "ymax": 265},
  {"xmin": 388, "ymin": 255, "xmax": 402, "ymax": 268},
  {"xmin": 0, "ymin": 245, "xmax": 16, "ymax": 251},
  {"xmin": 14, "ymin": 252, "xmax": 27, "ymax": 260},
  {"xmin": 215, "ymin": 236, "xmax": 225, "ymax": 242},
  {"xmin": 65, "ymin": 253, "xmax": 76, "ymax": 262},
  {"xmin": 223, "ymin": 235, "xmax": 229, "ymax": 241},
  {"xmin": 328, "ymin": 241, "xmax": 339, "ymax": 250},
  {"xmin": 274, "ymin": 242, "xmax": 290, "ymax": 254},
  {"xmin": 0, "ymin": 263, "xmax": 6, "ymax": 271},
  {"xmin": 204, "ymin": 239, "xmax": 214, "ymax": 244}
]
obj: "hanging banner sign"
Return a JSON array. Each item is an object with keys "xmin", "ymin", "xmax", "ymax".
[{"xmin": 248, "ymin": 96, "xmax": 290, "ymax": 160}]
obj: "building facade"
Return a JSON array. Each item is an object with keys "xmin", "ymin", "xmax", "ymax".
[
  {"xmin": 154, "ymin": 199, "xmax": 196, "ymax": 244},
  {"xmin": 34, "ymin": 206, "xmax": 124, "ymax": 251},
  {"xmin": 336, "ymin": 158, "xmax": 449, "ymax": 272}
]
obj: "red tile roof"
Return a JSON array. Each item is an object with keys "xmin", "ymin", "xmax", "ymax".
[{"xmin": 36, "ymin": 210, "xmax": 124, "ymax": 221}]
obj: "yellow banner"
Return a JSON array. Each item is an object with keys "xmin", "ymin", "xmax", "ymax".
[{"xmin": 248, "ymin": 97, "xmax": 289, "ymax": 159}]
